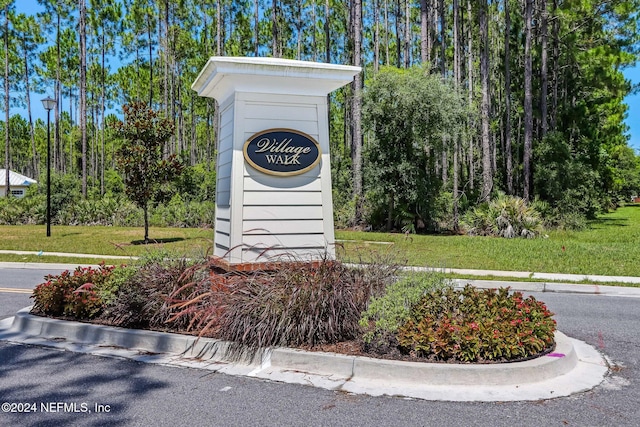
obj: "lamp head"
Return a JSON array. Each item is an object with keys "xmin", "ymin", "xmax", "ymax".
[{"xmin": 41, "ymin": 96, "xmax": 56, "ymax": 111}]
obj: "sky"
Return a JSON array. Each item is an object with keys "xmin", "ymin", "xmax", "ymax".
[
  {"xmin": 13, "ymin": 0, "xmax": 640, "ymax": 153},
  {"xmin": 623, "ymin": 67, "xmax": 640, "ymax": 152}
]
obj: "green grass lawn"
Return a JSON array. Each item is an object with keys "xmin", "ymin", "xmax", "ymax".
[
  {"xmin": 0, "ymin": 225, "xmax": 214, "ymax": 263},
  {"xmin": 1, "ymin": 205, "xmax": 639, "ymax": 277},
  {"xmin": 336, "ymin": 204, "xmax": 640, "ymax": 277}
]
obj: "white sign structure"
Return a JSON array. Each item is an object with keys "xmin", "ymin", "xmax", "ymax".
[{"xmin": 192, "ymin": 57, "xmax": 360, "ymax": 268}]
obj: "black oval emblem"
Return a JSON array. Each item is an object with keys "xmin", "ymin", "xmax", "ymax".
[{"xmin": 243, "ymin": 129, "xmax": 321, "ymax": 176}]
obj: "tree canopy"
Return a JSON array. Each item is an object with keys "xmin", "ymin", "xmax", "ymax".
[{"xmin": 0, "ymin": 0, "xmax": 638, "ymax": 232}]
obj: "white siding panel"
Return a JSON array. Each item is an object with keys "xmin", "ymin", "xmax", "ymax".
[
  {"xmin": 243, "ymin": 191, "xmax": 322, "ymax": 206},
  {"xmin": 217, "ymin": 162, "xmax": 232, "ymax": 180},
  {"xmin": 217, "ymin": 149, "xmax": 233, "ymax": 168},
  {"xmin": 216, "ymin": 191, "xmax": 230, "ymax": 207},
  {"xmin": 216, "ymin": 218, "xmax": 231, "ymax": 234},
  {"xmin": 241, "ymin": 248, "xmax": 327, "ymax": 263},
  {"xmin": 243, "ymin": 219, "xmax": 324, "ymax": 235},
  {"xmin": 215, "ymin": 231, "xmax": 230, "ymax": 248},
  {"xmin": 244, "ymin": 120, "xmax": 318, "ymax": 136},
  {"xmin": 216, "ymin": 206, "xmax": 231, "ymax": 220},
  {"xmin": 242, "ymin": 234, "xmax": 327, "ymax": 248},
  {"xmin": 244, "ymin": 103, "xmax": 317, "ymax": 121},
  {"xmin": 219, "ymin": 121, "xmax": 233, "ymax": 141},
  {"xmin": 243, "ymin": 205, "xmax": 323, "ymax": 220},
  {"xmin": 243, "ymin": 175, "xmax": 321, "ymax": 192},
  {"xmin": 220, "ymin": 108, "xmax": 233, "ymax": 123},
  {"xmin": 243, "ymin": 162, "xmax": 321, "ymax": 178},
  {"xmin": 217, "ymin": 176, "xmax": 231, "ymax": 191}
]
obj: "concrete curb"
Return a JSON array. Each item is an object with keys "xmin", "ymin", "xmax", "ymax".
[
  {"xmin": 0, "ymin": 307, "xmax": 609, "ymax": 402},
  {"xmin": 0, "ymin": 250, "xmax": 135, "ymax": 261},
  {"xmin": 453, "ymin": 279, "xmax": 640, "ymax": 298}
]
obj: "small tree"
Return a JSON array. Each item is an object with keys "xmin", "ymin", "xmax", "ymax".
[
  {"xmin": 362, "ymin": 66, "xmax": 470, "ymax": 232},
  {"xmin": 114, "ymin": 102, "xmax": 182, "ymax": 243}
]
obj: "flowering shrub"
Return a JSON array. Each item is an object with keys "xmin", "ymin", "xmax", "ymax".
[
  {"xmin": 397, "ymin": 286, "xmax": 556, "ymax": 362},
  {"xmin": 31, "ymin": 264, "xmax": 115, "ymax": 319}
]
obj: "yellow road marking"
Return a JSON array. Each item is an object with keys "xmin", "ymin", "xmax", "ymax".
[{"xmin": 0, "ymin": 287, "xmax": 32, "ymax": 294}]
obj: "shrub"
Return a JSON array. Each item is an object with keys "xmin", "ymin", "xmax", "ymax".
[
  {"xmin": 170, "ymin": 258, "xmax": 399, "ymax": 348},
  {"xmin": 359, "ymin": 272, "xmax": 452, "ymax": 347},
  {"xmin": 31, "ymin": 264, "xmax": 115, "ymax": 319},
  {"xmin": 462, "ymin": 194, "xmax": 545, "ymax": 238},
  {"xmin": 397, "ymin": 286, "xmax": 556, "ymax": 363},
  {"xmin": 101, "ymin": 257, "xmax": 206, "ymax": 331},
  {"xmin": 0, "ymin": 191, "xmax": 45, "ymax": 225}
]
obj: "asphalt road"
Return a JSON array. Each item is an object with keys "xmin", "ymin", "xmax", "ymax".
[{"xmin": 1, "ymin": 266, "xmax": 639, "ymax": 426}]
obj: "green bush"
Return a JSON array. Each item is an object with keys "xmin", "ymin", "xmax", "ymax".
[
  {"xmin": 359, "ymin": 272, "xmax": 452, "ymax": 346},
  {"xmin": 31, "ymin": 264, "xmax": 115, "ymax": 319},
  {"xmin": 462, "ymin": 193, "xmax": 545, "ymax": 238},
  {"xmin": 149, "ymin": 194, "xmax": 215, "ymax": 228},
  {"xmin": 0, "ymin": 190, "xmax": 45, "ymax": 225},
  {"xmin": 397, "ymin": 286, "xmax": 556, "ymax": 362}
]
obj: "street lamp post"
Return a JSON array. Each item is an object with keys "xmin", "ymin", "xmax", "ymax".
[{"xmin": 41, "ymin": 96, "xmax": 55, "ymax": 237}]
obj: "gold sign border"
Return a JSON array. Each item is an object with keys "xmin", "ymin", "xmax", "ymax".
[{"xmin": 243, "ymin": 128, "xmax": 322, "ymax": 177}]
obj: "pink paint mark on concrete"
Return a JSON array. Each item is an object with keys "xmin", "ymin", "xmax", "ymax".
[
  {"xmin": 598, "ymin": 331, "xmax": 606, "ymax": 349},
  {"xmin": 547, "ymin": 353, "xmax": 565, "ymax": 358}
]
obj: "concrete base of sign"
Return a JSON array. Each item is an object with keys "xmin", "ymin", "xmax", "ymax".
[{"xmin": 192, "ymin": 57, "xmax": 360, "ymax": 267}]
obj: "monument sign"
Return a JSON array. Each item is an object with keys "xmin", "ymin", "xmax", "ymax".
[{"xmin": 191, "ymin": 57, "xmax": 360, "ymax": 269}]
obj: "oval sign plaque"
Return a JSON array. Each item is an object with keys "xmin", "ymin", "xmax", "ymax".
[{"xmin": 243, "ymin": 129, "xmax": 321, "ymax": 176}]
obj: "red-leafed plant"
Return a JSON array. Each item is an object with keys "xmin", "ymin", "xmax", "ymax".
[
  {"xmin": 31, "ymin": 264, "xmax": 115, "ymax": 319},
  {"xmin": 397, "ymin": 285, "xmax": 556, "ymax": 362}
]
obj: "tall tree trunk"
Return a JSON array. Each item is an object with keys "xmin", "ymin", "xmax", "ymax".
[
  {"xmin": 296, "ymin": 2, "xmax": 302, "ymax": 59},
  {"xmin": 374, "ymin": 0, "xmax": 379, "ymax": 71},
  {"xmin": 80, "ymin": 0, "xmax": 88, "ymax": 197},
  {"xmin": 4, "ymin": 6, "xmax": 9, "ymax": 196},
  {"xmin": 24, "ymin": 42, "xmax": 37, "ymax": 180},
  {"xmin": 143, "ymin": 203, "xmax": 149, "ymax": 243},
  {"xmin": 523, "ymin": 0, "xmax": 533, "ymax": 201},
  {"xmin": 452, "ymin": 0, "xmax": 460, "ymax": 231},
  {"xmin": 101, "ymin": 31, "xmax": 106, "ymax": 195},
  {"xmin": 540, "ymin": 0, "xmax": 549, "ymax": 137},
  {"xmin": 504, "ymin": 0, "xmax": 513, "ymax": 194},
  {"xmin": 217, "ymin": 0, "xmax": 222, "ymax": 55},
  {"xmin": 403, "ymin": 0, "xmax": 410, "ymax": 68},
  {"xmin": 55, "ymin": 11, "xmax": 61, "ymax": 173},
  {"xmin": 272, "ymin": 0, "xmax": 279, "ymax": 57},
  {"xmin": 190, "ymin": 94, "xmax": 196, "ymax": 165},
  {"xmin": 163, "ymin": 1, "xmax": 169, "ymax": 113},
  {"xmin": 254, "ymin": 0, "xmax": 259, "ymax": 56},
  {"xmin": 352, "ymin": 0, "xmax": 364, "ymax": 223},
  {"xmin": 467, "ymin": 0, "xmax": 474, "ymax": 191},
  {"xmin": 324, "ymin": 0, "xmax": 330, "ymax": 63},
  {"xmin": 420, "ymin": 0, "xmax": 428, "ymax": 64},
  {"xmin": 384, "ymin": 0, "xmax": 390, "ymax": 65},
  {"xmin": 312, "ymin": 0, "xmax": 317, "ymax": 61},
  {"xmin": 147, "ymin": 13, "xmax": 153, "ymax": 107},
  {"xmin": 551, "ymin": 0, "xmax": 559, "ymax": 130},
  {"xmin": 395, "ymin": 0, "xmax": 401, "ymax": 68},
  {"xmin": 439, "ymin": 0, "xmax": 448, "ymax": 184},
  {"xmin": 479, "ymin": 0, "xmax": 492, "ymax": 201},
  {"xmin": 439, "ymin": 0, "xmax": 445, "ymax": 75}
]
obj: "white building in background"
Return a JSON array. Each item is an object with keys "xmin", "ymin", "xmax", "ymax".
[{"xmin": 0, "ymin": 169, "xmax": 37, "ymax": 198}]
